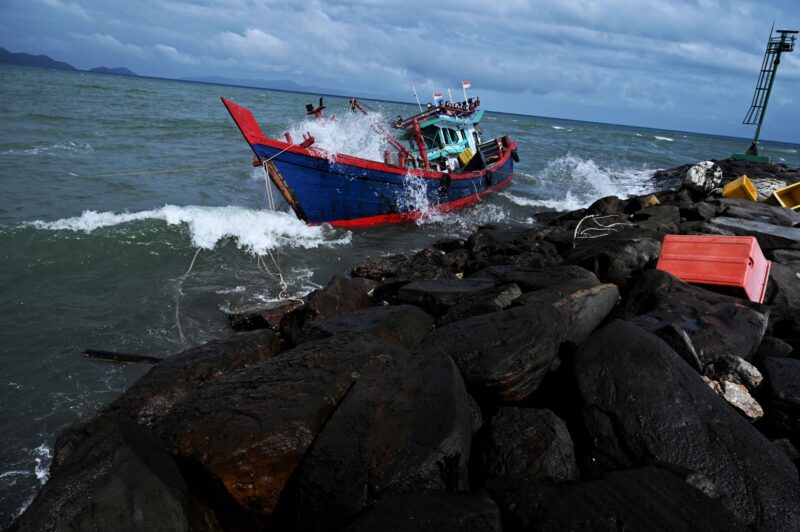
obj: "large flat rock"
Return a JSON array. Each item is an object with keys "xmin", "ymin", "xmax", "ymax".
[
  {"xmin": 291, "ymin": 351, "xmax": 472, "ymax": 529},
  {"xmin": 575, "ymin": 320, "xmax": 800, "ymax": 530},
  {"xmin": 154, "ymin": 333, "xmax": 408, "ymax": 518},
  {"xmin": 710, "ymin": 217, "xmax": 800, "ymax": 250},
  {"xmin": 487, "ymin": 467, "xmax": 747, "ymax": 532},
  {"xmin": 423, "ymin": 303, "xmax": 564, "ymax": 404}
]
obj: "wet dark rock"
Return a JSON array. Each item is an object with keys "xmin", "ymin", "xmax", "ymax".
[
  {"xmin": 228, "ymin": 299, "xmax": 304, "ymax": 331},
  {"xmin": 625, "ymin": 193, "xmax": 661, "ymax": 213},
  {"xmin": 630, "ymin": 204, "xmax": 680, "ymax": 233},
  {"xmin": 438, "ymin": 283, "xmax": 523, "ymax": 325},
  {"xmin": 765, "ymin": 262, "xmax": 800, "ymax": 350},
  {"xmin": 290, "ymin": 350, "xmax": 472, "ymax": 529},
  {"xmin": 154, "ymin": 334, "xmax": 408, "ymax": 518},
  {"xmin": 15, "ymin": 422, "xmax": 216, "ymax": 532},
  {"xmin": 715, "ymin": 158, "xmax": 800, "ymax": 183},
  {"xmin": 756, "ymin": 336, "xmax": 794, "ymax": 360},
  {"xmin": 346, "ymin": 490, "xmax": 501, "ymax": 532},
  {"xmin": 761, "ymin": 357, "xmax": 800, "ymax": 445},
  {"xmin": 772, "ymin": 438, "xmax": 800, "ymax": 467},
  {"xmin": 717, "ymin": 198, "xmax": 800, "ymax": 227},
  {"xmin": 55, "ymin": 330, "xmax": 282, "ymax": 468},
  {"xmin": 479, "ymin": 408, "xmax": 578, "ymax": 482},
  {"xmin": 586, "ymin": 195, "xmax": 625, "ymax": 216},
  {"xmin": 397, "ymin": 278, "xmax": 497, "ymax": 316},
  {"xmin": 487, "ymin": 467, "xmax": 748, "ymax": 532},
  {"xmin": 618, "ymin": 270, "xmax": 769, "ymax": 365},
  {"xmin": 676, "ymin": 220, "xmax": 736, "ymax": 236},
  {"xmin": 772, "ymin": 249, "xmax": 800, "ymax": 266},
  {"xmin": 351, "ymin": 254, "xmax": 412, "ymax": 281},
  {"xmin": 519, "ymin": 283, "xmax": 619, "ymax": 346},
  {"xmin": 679, "ymin": 200, "xmax": 719, "ymax": 222},
  {"xmin": 466, "ymin": 223, "xmax": 563, "ymax": 272},
  {"xmin": 296, "ymin": 304, "xmax": 434, "ymax": 348},
  {"xmin": 423, "ymin": 303, "xmax": 563, "ymax": 404},
  {"xmin": 514, "ymin": 279, "xmax": 601, "ymax": 306},
  {"xmin": 306, "ymin": 275, "xmax": 376, "ymax": 319},
  {"xmin": 563, "ymin": 228, "xmax": 663, "ymax": 286},
  {"xmin": 470, "ymin": 264, "xmax": 599, "ymax": 293},
  {"xmin": 432, "ymin": 238, "xmax": 466, "ymax": 253},
  {"xmin": 575, "ymin": 320, "xmax": 800, "ymax": 530},
  {"xmin": 710, "ymin": 217, "xmax": 800, "ymax": 250}
]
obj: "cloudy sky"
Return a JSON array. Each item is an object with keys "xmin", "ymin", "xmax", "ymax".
[{"xmin": 2, "ymin": 0, "xmax": 799, "ymax": 142}]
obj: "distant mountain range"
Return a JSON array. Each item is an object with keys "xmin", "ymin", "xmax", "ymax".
[
  {"xmin": 0, "ymin": 47, "xmax": 403, "ymax": 102},
  {"xmin": 0, "ymin": 47, "xmax": 137, "ymax": 76}
]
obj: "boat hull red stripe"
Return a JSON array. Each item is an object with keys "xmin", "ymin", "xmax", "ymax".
[{"xmin": 323, "ymin": 174, "xmax": 513, "ymax": 228}]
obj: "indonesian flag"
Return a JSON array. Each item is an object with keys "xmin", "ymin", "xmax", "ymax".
[
  {"xmin": 461, "ymin": 81, "xmax": 472, "ymax": 89},
  {"xmin": 433, "ymin": 92, "xmax": 444, "ymax": 104}
]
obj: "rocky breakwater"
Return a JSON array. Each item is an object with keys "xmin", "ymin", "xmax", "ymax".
[{"xmin": 12, "ymin": 158, "xmax": 800, "ymax": 531}]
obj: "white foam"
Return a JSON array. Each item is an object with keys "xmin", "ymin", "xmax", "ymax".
[
  {"xmin": 28, "ymin": 205, "xmax": 351, "ymax": 255},
  {"xmin": 505, "ymin": 154, "xmax": 655, "ymax": 212},
  {"xmin": 34, "ymin": 444, "xmax": 51, "ymax": 484},
  {"xmin": 288, "ymin": 110, "xmax": 391, "ymax": 163},
  {"xmin": 3, "ymin": 142, "xmax": 94, "ymax": 156},
  {"xmin": 654, "ymin": 136, "xmax": 674, "ymax": 142},
  {"xmin": 551, "ymin": 126, "xmax": 566, "ymax": 130}
]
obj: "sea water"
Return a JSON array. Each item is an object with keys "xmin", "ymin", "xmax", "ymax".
[{"xmin": 1, "ymin": 63, "xmax": 799, "ymax": 524}]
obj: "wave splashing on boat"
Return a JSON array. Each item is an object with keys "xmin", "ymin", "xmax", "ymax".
[
  {"xmin": 28, "ymin": 205, "xmax": 351, "ymax": 255},
  {"xmin": 504, "ymin": 154, "xmax": 655, "ymax": 211},
  {"xmin": 289, "ymin": 110, "xmax": 391, "ymax": 163}
]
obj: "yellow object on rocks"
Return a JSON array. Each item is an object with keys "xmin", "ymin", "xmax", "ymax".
[
  {"xmin": 722, "ymin": 175, "xmax": 757, "ymax": 202},
  {"xmin": 768, "ymin": 182, "xmax": 800, "ymax": 211}
]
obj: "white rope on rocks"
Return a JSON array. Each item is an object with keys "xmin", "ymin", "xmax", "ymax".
[{"xmin": 573, "ymin": 214, "xmax": 633, "ymax": 241}]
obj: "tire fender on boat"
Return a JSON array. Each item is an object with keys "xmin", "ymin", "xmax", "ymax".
[
  {"xmin": 486, "ymin": 171, "xmax": 493, "ymax": 186},
  {"xmin": 512, "ymin": 150, "xmax": 520, "ymax": 163},
  {"xmin": 440, "ymin": 172, "xmax": 452, "ymax": 194}
]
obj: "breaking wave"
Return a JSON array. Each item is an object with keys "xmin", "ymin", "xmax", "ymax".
[
  {"xmin": 654, "ymin": 136, "xmax": 674, "ymax": 142},
  {"xmin": 28, "ymin": 205, "xmax": 351, "ymax": 255},
  {"xmin": 288, "ymin": 109, "xmax": 391, "ymax": 162},
  {"xmin": 504, "ymin": 154, "xmax": 655, "ymax": 212}
]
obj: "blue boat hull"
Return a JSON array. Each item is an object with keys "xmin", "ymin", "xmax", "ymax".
[{"xmin": 221, "ymin": 97, "xmax": 516, "ymax": 227}]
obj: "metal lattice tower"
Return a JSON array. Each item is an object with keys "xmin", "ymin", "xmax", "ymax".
[{"xmin": 735, "ymin": 27, "xmax": 797, "ymax": 162}]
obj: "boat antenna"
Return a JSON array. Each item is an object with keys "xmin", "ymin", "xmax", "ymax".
[
  {"xmin": 447, "ymin": 88, "xmax": 453, "ymax": 103},
  {"xmin": 411, "ymin": 83, "xmax": 423, "ymax": 112}
]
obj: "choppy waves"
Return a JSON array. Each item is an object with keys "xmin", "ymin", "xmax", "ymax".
[{"xmin": 28, "ymin": 205, "xmax": 351, "ymax": 255}]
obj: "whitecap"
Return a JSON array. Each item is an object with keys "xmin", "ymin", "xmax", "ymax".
[
  {"xmin": 27, "ymin": 205, "xmax": 351, "ymax": 255},
  {"xmin": 551, "ymin": 126, "xmax": 566, "ymax": 130},
  {"xmin": 34, "ymin": 444, "xmax": 52, "ymax": 484},
  {"xmin": 654, "ymin": 136, "xmax": 674, "ymax": 142}
]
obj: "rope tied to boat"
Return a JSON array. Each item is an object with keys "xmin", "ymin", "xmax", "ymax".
[
  {"xmin": 256, "ymin": 249, "xmax": 304, "ymax": 304},
  {"xmin": 175, "ymin": 247, "xmax": 202, "ymax": 347}
]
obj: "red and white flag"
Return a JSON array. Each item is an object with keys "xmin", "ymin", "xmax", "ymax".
[{"xmin": 461, "ymin": 81, "xmax": 472, "ymax": 89}]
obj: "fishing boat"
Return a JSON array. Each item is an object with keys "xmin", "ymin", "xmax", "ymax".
[{"xmin": 222, "ymin": 93, "xmax": 518, "ymax": 227}]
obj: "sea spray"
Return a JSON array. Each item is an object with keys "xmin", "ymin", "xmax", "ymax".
[
  {"xmin": 504, "ymin": 154, "xmax": 655, "ymax": 211},
  {"xmin": 288, "ymin": 109, "xmax": 391, "ymax": 162}
]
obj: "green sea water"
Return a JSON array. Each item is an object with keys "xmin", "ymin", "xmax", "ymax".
[{"xmin": 1, "ymin": 63, "xmax": 799, "ymax": 524}]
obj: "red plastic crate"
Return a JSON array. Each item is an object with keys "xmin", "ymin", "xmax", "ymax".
[{"xmin": 656, "ymin": 235, "xmax": 771, "ymax": 303}]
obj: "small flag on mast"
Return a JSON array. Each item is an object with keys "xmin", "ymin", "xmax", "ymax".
[
  {"xmin": 461, "ymin": 81, "xmax": 472, "ymax": 89},
  {"xmin": 433, "ymin": 92, "xmax": 444, "ymax": 105}
]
